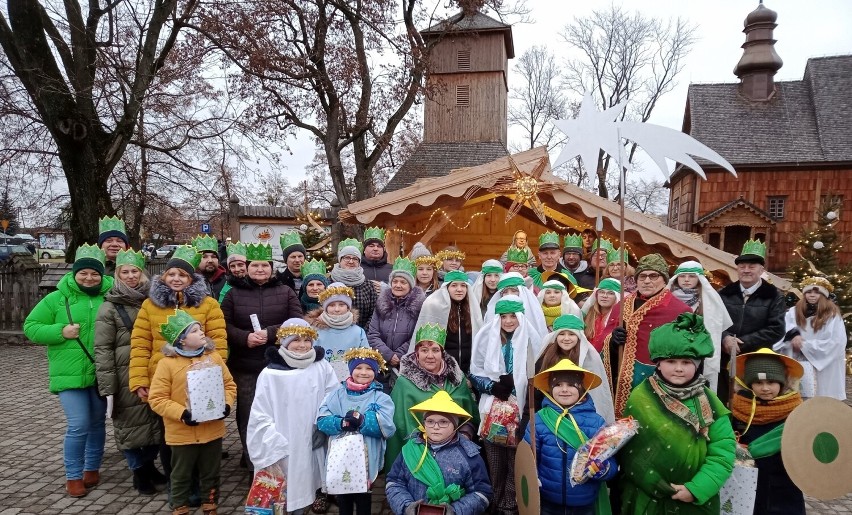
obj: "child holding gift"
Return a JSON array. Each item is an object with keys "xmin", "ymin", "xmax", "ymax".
[
  {"xmin": 307, "ymin": 282, "xmax": 370, "ymax": 382},
  {"xmin": 317, "ymin": 348, "xmax": 396, "ymax": 515},
  {"xmin": 731, "ymin": 349, "xmax": 805, "ymax": 515},
  {"xmin": 386, "ymin": 390, "xmax": 492, "ymax": 515},
  {"xmin": 525, "ymin": 359, "xmax": 617, "ymax": 515},
  {"xmin": 147, "ymin": 310, "xmax": 237, "ymax": 515},
  {"xmin": 246, "ymin": 318, "xmax": 339, "ymax": 515},
  {"xmin": 617, "ymin": 313, "xmax": 736, "ymax": 515}
]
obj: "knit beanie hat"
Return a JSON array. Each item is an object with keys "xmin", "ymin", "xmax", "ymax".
[
  {"xmin": 72, "ymin": 244, "xmax": 106, "ymax": 276},
  {"xmin": 424, "ymin": 412, "xmax": 460, "ymax": 428},
  {"xmin": 744, "ymin": 355, "xmax": 788, "ymax": 386},
  {"xmin": 337, "ymin": 238, "xmax": 363, "ymax": 262},
  {"xmin": 344, "ymin": 348, "xmax": 387, "ymax": 376},
  {"xmin": 550, "ymin": 370, "xmax": 587, "ymax": 395},
  {"xmin": 409, "ymin": 242, "xmax": 432, "ymax": 261},
  {"xmin": 648, "ymin": 313, "xmax": 714, "ymax": 362},
  {"xmin": 280, "ymin": 231, "xmax": 307, "ymax": 262},
  {"xmin": 635, "ymin": 253, "xmax": 670, "ymax": 281},
  {"xmin": 319, "ymin": 282, "xmax": 354, "ymax": 310},
  {"xmin": 97, "ymin": 216, "xmax": 129, "ymax": 247},
  {"xmin": 389, "ymin": 257, "xmax": 416, "ymax": 288},
  {"xmin": 276, "ymin": 318, "xmax": 318, "ymax": 348}
]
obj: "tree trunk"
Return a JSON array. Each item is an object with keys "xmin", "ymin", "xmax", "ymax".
[{"xmin": 60, "ymin": 146, "xmax": 114, "ymax": 262}]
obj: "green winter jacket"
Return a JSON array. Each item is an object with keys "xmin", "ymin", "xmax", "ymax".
[
  {"xmin": 24, "ymin": 272, "xmax": 114, "ymax": 394},
  {"xmin": 94, "ymin": 283, "xmax": 162, "ymax": 450}
]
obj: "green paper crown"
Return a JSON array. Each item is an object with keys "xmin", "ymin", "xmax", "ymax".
[
  {"xmin": 246, "ymin": 243, "xmax": 272, "ymax": 261},
  {"xmin": 416, "ymin": 323, "xmax": 447, "ymax": 347},
  {"xmin": 115, "ymin": 248, "xmax": 145, "ymax": 269},
  {"xmin": 607, "ymin": 246, "xmax": 626, "ymax": 263},
  {"xmin": 506, "ymin": 246, "xmax": 531, "ymax": 263},
  {"xmin": 191, "ymin": 234, "xmax": 218, "ymax": 253},
  {"xmin": 280, "ymin": 231, "xmax": 303, "ymax": 250},
  {"xmin": 564, "ymin": 234, "xmax": 583, "ymax": 250},
  {"xmin": 171, "ymin": 245, "xmax": 201, "ymax": 269},
  {"xmin": 301, "ymin": 258, "xmax": 327, "ymax": 278},
  {"xmin": 741, "ymin": 239, "xmax": 767, "ymax": 259},
  {"xmin": 392, "ymin": 256, "xmax": 416, "ymax": 277},
  {"xmin": 75, "ymin": 244, "xmax": 106, "ymax": 264},
  {"xmin": 538, "ymin": 231, "xmax": 560, "ymax": 247},
  {"xmin": 338, "ymin": 238, "xmax": 363, "ymax": 253},
  {"xmin": 227, "ymin": 241, "xmax": 247, "ymax": 257},
  {"xmin": 159, "ymin": 310, "xmax": 199, "ymax": 345},
  {"xmin": 592, "ymin": 238, "xmax": 613, "ymax": 251},
  {"xmin": 364, "ymin": 227, "xmax": 386, "ymax": 243},
  {"xmin": 98, "ymin": 216, "xmax": 126, "ymax": 235}
]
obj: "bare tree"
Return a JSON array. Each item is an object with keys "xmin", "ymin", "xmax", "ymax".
[
  {"xmin": 560, "ymin": 5, "xmax": 696, "ymax": 198},
  {"xmin": 509, "ymin": 45, "xmax": 569, "ymax": 152},
  {"xmin": 625, "ymin": 176, "xmax": 669, "ymax": 215}
]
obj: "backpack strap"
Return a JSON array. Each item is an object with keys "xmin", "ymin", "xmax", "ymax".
[
  {"xmin": 114, "ymin": 304, "xmax": 134, "ymax": 332},
  {"xmin": 64, "ymin": 298, "xmax": 95, "ymax": 364}
]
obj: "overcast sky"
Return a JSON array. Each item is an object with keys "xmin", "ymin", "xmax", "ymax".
[{"xmin": 277, "ymin": 0, "xmax": 852, "ymax": 184}]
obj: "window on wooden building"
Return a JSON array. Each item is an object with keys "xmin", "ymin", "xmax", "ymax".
[
  {"xmin": 456, "ymin": 85, "xmax": 470, "ymax": 106},
  {"xmin": 457, "ymin": 49, "xmax": 471, "ymax": 71},
  {"xmin": 768, "ymin": 196, "xmax": 786, "ymax": 219},
  {"xmin": 669, "ymin": 201, "xmax": 680, "ymax": 226}
]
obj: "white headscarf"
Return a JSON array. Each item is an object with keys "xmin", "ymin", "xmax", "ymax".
[
  {"xmin": 407, "ymin": 277, "xmax": 484, "ymax": 353},
  {"xmin": 536, "ymin": 282, "xmax": 582, "ymax": 319},
  {"xmin": 471, "ymin": 259, "xmax": 503, "ymax": 313},
  {"xmin": 485, "ymin": 274, "xmax": 548, "ymax": 338},
  {"xmin": 535, "ymin": 327, "xmax": 615, "ymax": 423}
]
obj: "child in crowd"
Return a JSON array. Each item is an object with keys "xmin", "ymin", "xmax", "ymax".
[
  {"xmin": 471, "ymin": 259, "xmax": 502, "ymax": 317},
  {"xmin": 386, "ymin": 391, "xmax": 492, "ymax": 515},
  {"xmin": 246, "ymin": 318, "xmax": 339, "ymax": 515},
  {"xmin": 147, "ymin": 310, "xmax": 237, "ymax": 515},
  {"xmin": 618, "ymin": 313, "xmax": 735, "ymax": 514},
  {"xmin": 436, "ymin": 247, "xmax": 466, "ymax": 283},
  {"xmin": 581, "ymin": 278, "xmax": 621, "ymax": 354},
  {"xmin": 526, "ymin": 359, "xmax": 617, "ymax": 515},
  {"xmin": 409, "ymin": 242, "xmax": 440, "ymax": 296},
  {"xmin": 535, "ymin": 315, "xmax": 614, "ymax": 423},
  {"xmin": 666, "ymin": 261, "xmax": 731, "ymax": 391},
  {"xmin": 308, "ymin": 282, "xmax": 369, "ymax": 381},
  {"xmin": 731, "ymin": 349, "xmax": 805, "ymax": 515},
  {"xmin": 538, "ymin": 278, "xmax": 581, "ymax": 330},
  {"xmin": 484, "ymin": 272, "xmax": 548, "ymax": 338},
  {"xmin": 299, "ymin": 258, "xmax": 329, "ymax": 313},
  {"xmin": 317, "ymin": 348, "xmax": 396, "ymax": 515}
]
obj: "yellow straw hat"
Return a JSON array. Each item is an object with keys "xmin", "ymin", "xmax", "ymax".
[
  {"xmin": 735, "ymin": 348, "xmax": 804, "ymax": 383},
  {"xmin": 533, "ymin": 359, "xmax": 602, "ymax": 394}
]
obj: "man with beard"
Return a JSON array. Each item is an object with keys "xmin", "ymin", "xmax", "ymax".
[
  {"xmin": 278, "ymin": 231, "xmax": 306, "ymax": 292},
  {"xmin": 218, "ymin": 241, "xmax": 248, "ymax": 303},
  {"xmin": 98, "ymin": 216, "xmax": 129, "ymax": 276},
  {"xmin": 361, "ymin": 226, "xmax": 393, "ymax": 283},
  {"xmin": 561, "ymin": 233, "xmax": 594, "ymax": 301},
  {"xmin": 192, "ymin": 234, "xmax": 228, "ymax": 299}
]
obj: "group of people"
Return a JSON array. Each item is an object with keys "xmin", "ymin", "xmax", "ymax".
[{"xmin": 22, "ymin": 219, "xmax": 847, "ymax": 515}]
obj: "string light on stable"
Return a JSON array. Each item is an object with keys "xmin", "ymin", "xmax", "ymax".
[{"xmin": 388, "ymin": 198, "xmax": 498, "ymax": 238}]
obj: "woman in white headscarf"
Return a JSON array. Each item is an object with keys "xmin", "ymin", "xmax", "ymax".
[
  {"xmin": 667, "ymin": 260, "xmax": 731, "ymax": 391},
  {"xmin": 470, "ymin": 259, "xmax": 503, "ymax": 318},
  {"xmin": 485, "ymin": 272, "xmax": 548, "ymax": 338}
]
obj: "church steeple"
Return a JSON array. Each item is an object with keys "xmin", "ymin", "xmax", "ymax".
[{"xmin": 734, "ymin": 2, "xmax": 783, "ymax": 101}]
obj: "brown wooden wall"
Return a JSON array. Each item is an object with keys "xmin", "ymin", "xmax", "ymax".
[
  {"xmin": 669, "ymin": 167, "xmax": 852, "ymax": 272},
  {"xmin": 428, "ymin": 33, "xmax": 507, "ymax": 74},
  {"xmin": 424, "ymin": 72, "xmax": 508, "ymax": 144}
]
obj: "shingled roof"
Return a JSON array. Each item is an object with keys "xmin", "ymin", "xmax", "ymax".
[
  {"xmin": 695, "ymin": 197, "xmax": 776, "ymax": 226},
  {"xmin": 681, "ymin": 55, "xmax": 852, "ymax": 174},
  {"xmin": 422, "ymin": 10, "xmax": 514, "ymax": 58},
  {"xmin": 381, "ymin": 141, "xmax": 508, "ymax": 193}
]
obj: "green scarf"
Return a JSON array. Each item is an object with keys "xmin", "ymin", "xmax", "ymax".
[
  {"xmin": 748, "ymin": 424, "xmax": 784, "ymax": 459},
  {"xmin": 401, "ymin": 438, "xmax": 465, "ymax": 505}
]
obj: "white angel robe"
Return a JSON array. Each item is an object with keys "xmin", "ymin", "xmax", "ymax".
[
  {"xmin": 775, "ymin": 309, "xmax": 847, "ymax": 400},
  {"xmin": 246, "ymin": 358, "xmax": 339, "ymax": 510}
]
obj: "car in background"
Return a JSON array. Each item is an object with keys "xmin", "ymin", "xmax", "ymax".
[
  {"xmin": 155, "ymin": 244, "xmax": 179, "ymax": 258},
  {"xmin": 38, "ymin": 248, "xmax": 65, "ymax": 259},
  {"xmin": 0, "ymin": 244, "xmax": 32, "ymax": 262}
]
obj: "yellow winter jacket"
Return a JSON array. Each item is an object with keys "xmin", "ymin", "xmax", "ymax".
[
  {"xmin": 147, "ymin": 345, "xmax": 237, "ymax": 446},
  {"xmin": 129, "ymin": 275, "xmax": 228, "ymax": 392}
]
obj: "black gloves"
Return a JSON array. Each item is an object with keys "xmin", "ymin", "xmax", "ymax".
[
  {"xmin": 342, "ymin": 410, "xmax": 363, "ymax": 431},
  {"xmin": 181, "ymin": 410, "xmax": 199, "ymax": 426},
  {"xmin": 611, "ymin": 327, "xmax": 627, "ymax": 346},
  {"xmin": 219, "ymin": 405, "xmax": 231, "ymax": 420},
  {"xmin": 784, "ymin": 328, "xmax": 801, "ymax": 342},
  {"xmin": 491, "ymin": 381, "xmax": 512, "ymax": 401}
]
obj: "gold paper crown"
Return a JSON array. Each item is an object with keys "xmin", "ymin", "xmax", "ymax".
[
  {"xmin": 436, "ymin": 249, "xmax": 465, "ymax": 261},
  {"xmin": 115, "ymin": 248, "xmax": 145, "ymax": 269},
  {"xmin": 414, "ymin": 255, "xmax": 442, "ymax": 268},
  {"xmin": 276, "ymin": 324, "xmax": 319, "ymax": 342},
  {"xmin": 800, "ymin": 276, "xmax": 833, "ymax": 293},
  {"xmin": 318, "ymin": 284, "xmax": 355, "ymax": 303},
  {"xmin": 343, "ymin": 347, "xmax": 388, "ymax": 373}
]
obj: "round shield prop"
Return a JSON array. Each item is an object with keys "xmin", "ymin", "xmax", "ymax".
[
  {"xmin": 781, "ymin": 397, "xmax": 852, "ymax": 500},
  {"xmin": 514, "ymin": 440, "xmax": 540, "ymax": 514}
]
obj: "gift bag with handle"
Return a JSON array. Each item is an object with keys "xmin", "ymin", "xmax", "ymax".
[
  {"xmin": 718, "ymin": 462, "xmax": 758, "ymax": 515},
  {"xmin": 325, "ymin": 432, "xmax": 369, "ymax": 494}
]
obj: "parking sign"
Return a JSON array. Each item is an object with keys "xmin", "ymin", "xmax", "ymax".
[{"xmin": 201, "ymin": 223, "xmax": 211, "ymax": 234}]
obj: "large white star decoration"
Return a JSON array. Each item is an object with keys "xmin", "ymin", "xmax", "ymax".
[{"xmin": 553, "ymin": 93, "xmax": 737, "ymax": 179}]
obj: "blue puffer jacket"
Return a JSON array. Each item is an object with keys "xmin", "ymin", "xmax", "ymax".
[
  {"xmin": 524, "ymin": 396, "xmax": 617, "ymax": 507},
  {"xmin": 386, "ymin": 433, "xmax": 492, "ymax": 515}
]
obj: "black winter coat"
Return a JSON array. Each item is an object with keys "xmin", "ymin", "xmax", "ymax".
[
  {"xmin": 221, "ymin": 276, "xmax": 303, "ymax": 374},
  {"xmin": 277, "ymin": 267, "xmax": 302, "ymax": 292},
  {"xmin": 718, "ymin": 280, "xmax": 786, "ymax": 353},
  {"xmin": 362, "ymin": 252, "xmax": 393, "ymax": 283}
]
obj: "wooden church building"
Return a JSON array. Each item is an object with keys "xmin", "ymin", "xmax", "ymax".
[{"xmin": 667, "ymin": 2, "xmax": 852, "ymax": 274}]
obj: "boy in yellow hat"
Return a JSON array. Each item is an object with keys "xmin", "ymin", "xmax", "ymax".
[
  {"xmin": 526, "ymin": 359, "xmax": 616, "ymax": 514},
  {"xmin": 731, "ymin": 348, "xmax": 805, "ymax": 515},
  {"xmin": 385, "ymin": 391, "xmax": 492, "ymax": 515}
]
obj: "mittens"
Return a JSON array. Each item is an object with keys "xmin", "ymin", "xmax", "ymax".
[
  {"xmin": 219, "ymin": 405, "xmax": 231, "ymax": 420},
  {"xmin": 181, "ymin": 410, "xmax": 199, "ymax": 426},
  {"xmin": 342, "ymin": 410, "xmax": 363, "ymax": 431}
]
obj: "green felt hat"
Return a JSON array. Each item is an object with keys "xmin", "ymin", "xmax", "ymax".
[
  {"xmin": 301, "ymin": 258, "xmax": 327, "ymax": 278},
  {"xmin": 170, "ymin": 245, "xmax": 201, "ymax": 270},
  {"xmin": 227, "ymin": 241, "xmax": 247, "ymax": 257},
  {"xmin": 392, "ymin": 256, "xmax": 416, "ymax": 276},
  {"xmin": 635, "ymin": 253, "xmax": 670, "ymax": 281},
  {"xmin": 363, "ymin": 227, "xmax": 386, "ymax": 244},
  {"xmin": 648, "ymin": 313, "xmax": 714, "ymax": 361},
  {"xmin": 245, "ymin": 243, "xmax": 272, "ymax": 261},
  {"xmin": 506, "ymin": 246, "xmax": 532, "ymax": 264},
  {"xmin": 338, "ymin": 237, "xmax": 363, "ymax": 253},
  {"xmin": 159, "ymin": 310, "xmax": 199, "ymax": 345},
  {"xmin": 415, "ymin": 323, "xmax": 447, "ymax": 347},
  {"xmin": 191, "ymin": 234, "xmax": 218, "ymax": 253},
  {"xmin": 552, "ymin": 314, "xmax": 584, "ymax": 331},
  {"xmin": 115, "ymin": 248, "xmax": 145, "ymax": 270},
  {"xmin": 563, "ymin": 234, "xmax": 583, "ymax": 252},
  {"xmin": 538, "ymin": 231, "xmax": 560, "ymax": 250},
  {"xmin": 280, "ymin": 231, "xmax": 303, "ymax": 251},
  {"xmin": 736, "ymin": 239, "xmax": 767, "ymax": 265}
]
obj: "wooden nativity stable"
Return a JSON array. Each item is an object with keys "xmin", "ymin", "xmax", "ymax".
[{"xmin": 340, "ymin": 146, "xmax": 789, "ymax": 287}]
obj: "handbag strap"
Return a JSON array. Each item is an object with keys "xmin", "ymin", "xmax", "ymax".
[
  {"xmin": 64, "ymin": 299, "xmax": 95, "ymax": 364},
  {"xmin": 114, "ymin": 304, "xmax": 134, "ymax": 331}
]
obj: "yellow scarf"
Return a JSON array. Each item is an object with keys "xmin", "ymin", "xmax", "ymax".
[{"xmin": 542, "ymin": 304, "xmax": 562, "ymax": 329}]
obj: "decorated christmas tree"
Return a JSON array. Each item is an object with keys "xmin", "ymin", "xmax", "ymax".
[
  {"xmin": 295, "ymin": 210, "xmax": 334, "ymax": 263},
  {"xmin": 787, "ymin": 196, "xmax": 851, "ymax": 342}
]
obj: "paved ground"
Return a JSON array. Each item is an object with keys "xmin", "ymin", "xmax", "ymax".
[{"xmin": 1, "ymin": 342, "xmax": 850, "ymax": 514}]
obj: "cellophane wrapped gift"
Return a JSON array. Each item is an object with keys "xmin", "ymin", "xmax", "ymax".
[
  {"xmin": 245, "ymin": 462, "xmax": 287, "ymax": 515},
  {"xmin": 718, "ymin": 445, "xmax": 758, "ymax": 515},
  {"xmin": 185, "ymin": 360, "xmax": 226, "ymax": 423},
  {"xmin": 326, "ymin": 432, "xmax": 370, "ymax": 494},
  {"xmin": 569, "ymin": 417, "xmax": 640, "ymax": 486},
  {"xmin": 479, "ymin": 395, "xmax": 521, "ymax": 447}
]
